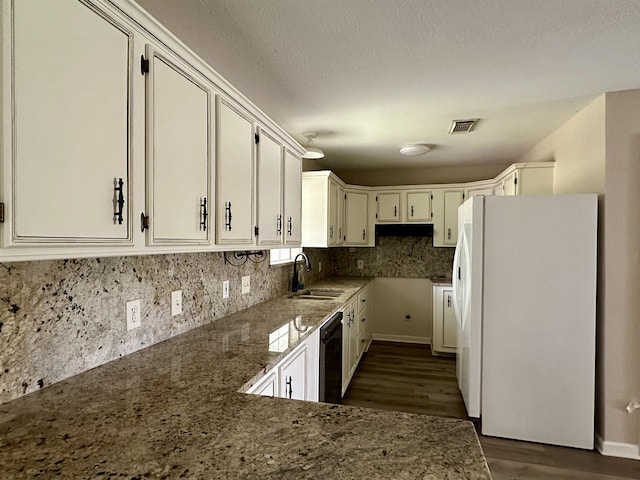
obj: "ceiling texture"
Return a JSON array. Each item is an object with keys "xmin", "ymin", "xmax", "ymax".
[{"xmin": 137, "ymin": 0, "xmax": 640, "ymax": 175}]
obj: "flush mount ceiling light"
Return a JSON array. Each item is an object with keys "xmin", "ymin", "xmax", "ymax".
[
  {"xmin": 302, "ymin": 132, "xmax": 325, "ymax": 159},
  {"xmin": 400, "ymin": 143, "xmax": 431, "ymax": 156}
]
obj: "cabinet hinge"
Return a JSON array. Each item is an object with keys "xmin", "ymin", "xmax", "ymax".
[
  {"xmin": 0, "ymin": 203, "xmax": 4, "ymax": 223},
  {"xmin": 375, "ymin": 213, "xmax": 378, "ymax": 219},
  {"xmin": 254, "ymin": 226, "xmax": 259, "ymax": 236},
  {"xmin": 462, "ymin": 193, "xmax": 465, "ymax": 200},
  {"xmin": 431, "ymin": 194, "xmax": 433, "ymax": 200},
  {"xmin": 140, "ymin": 212, "xmax": 149, "ymax": 232},
  {"xmin": 514, "ymin": 176, "xmax": 518, "ymax": 185},
  {"xmin": 344, "ymin": 194, "xmax": 346, "ymax": 200},
  {"xmin": 140, "ymin": 55, "xmax": 149, "ymax": 75},
  {"xmin": 254, "ymin": 133, "xmax": 260, "ymax": 144}
]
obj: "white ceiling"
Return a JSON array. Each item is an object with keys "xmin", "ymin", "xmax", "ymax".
[{"xmin": 137, "ymin": 0, "xmax": 640, "ymax": 173}]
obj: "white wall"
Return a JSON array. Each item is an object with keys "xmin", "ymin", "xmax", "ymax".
[
  {"xmin": 371, "ymin": 278, "xmax": 433, "ymax": 344},
  {"xmin": 518, "ymin": 90, "xmax": 640, "ymax": 452}
]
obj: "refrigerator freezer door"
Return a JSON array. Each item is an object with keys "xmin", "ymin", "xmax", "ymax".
[
  {"xmin": 453, "ymin": 196, "xmax": 483, "ymax": 418},
  {"xmin": 480, "ymin": 195, "xmax": 597, "ymax": 449}
]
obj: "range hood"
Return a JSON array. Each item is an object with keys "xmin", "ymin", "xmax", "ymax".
[{"xmin": 375, "ymin": 224, "xmax": 433, "ymax": 237}]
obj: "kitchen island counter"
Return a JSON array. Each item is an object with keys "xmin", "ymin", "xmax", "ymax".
[{"xmin": 0, "ymin": 277, "xmax": 491, "ymax": 479}]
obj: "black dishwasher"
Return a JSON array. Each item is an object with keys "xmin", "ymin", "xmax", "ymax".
[{"xmin": 319, "ymin": 311, "xmax": 343, "ymax": 404}]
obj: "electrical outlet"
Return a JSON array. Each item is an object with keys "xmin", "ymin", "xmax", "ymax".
[
  {"xmin": 357, "ymin": 259, "xmax": 364, "ymax": 270},
  {"xmin": 171, "ymin": 290, "xmax": 182, "ymax": 316},
  {"xmin": 241, "ymin": 275, "xmax": 250, "ymax": 294},
  {"xmin": 223, "ymin": 280, "xmax": 230, "ymax": 299},
  {"xmin": 126, "ymin": 299, "xmax": 141, "ymax": 330}
]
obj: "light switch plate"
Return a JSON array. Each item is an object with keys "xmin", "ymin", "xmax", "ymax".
[
  {"xmin": 126, "ymin": 299, "xmax": 141, "ymax": 330},
  {"xmin": 357, "ymin": 259, "xmax": 364, "ymax": 270},
  {"xmin": 223, "ymin": 280, "xmax": 230, "ymax": 299},
  {"xmin": 241, "ymin": 275, "xmax": 250, "ymax": 294},
  {"xmin": 171, "ymin": 290, "xmax": 182, "ymax": 316}
]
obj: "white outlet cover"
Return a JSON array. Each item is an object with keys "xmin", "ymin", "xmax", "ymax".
[
  {"xmin": 171, "ymin": 290, "xmax": 182, "ymax": 316},
  {"xmin": 223, "ymin": 280, "xmax": 230, "ymax": 299},
  {"xmin": 126, "ymin": 299, "xmax": 141, "ymax": 331},
  {"xmin": 357, "ymin": 260, "xmax": 364, "ymax": 269},
  {"xmin": 241, "ymin": 275, "xmax": 250, "ymax": 294}
]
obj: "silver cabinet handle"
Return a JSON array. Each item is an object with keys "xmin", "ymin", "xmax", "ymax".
[
  {"xmin": 276, "ymin": 214, "xmax": 282, "ymax": 235},
  {"xmin": 330, "ymin": 225, "xmax": 334, "ymax": 239},
  {"xmin": 447, "ymin": 295, "xmax": 451, "ymax": 307},
  {"xmin": 287, "ymin": 216, "xmax": 292, "ymax": 236}
]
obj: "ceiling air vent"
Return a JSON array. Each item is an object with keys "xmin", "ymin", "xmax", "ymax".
[{"xmin": 448, "ymin": 119, "xmax": 478, "ymax": 134}]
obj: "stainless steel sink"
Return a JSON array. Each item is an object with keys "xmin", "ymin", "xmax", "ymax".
[{"xmin": 287, "ymin": 289, "xmax": 345, "ymax": 300}]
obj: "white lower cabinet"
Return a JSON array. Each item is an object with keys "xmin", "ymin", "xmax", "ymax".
[
  {"xmin": 341, "ymin": 297, "xmax": 358, "ymax": 395},
  {"xmin": 247, "ymin": 328, "xmax": 318, "ymax": 401},
  {"xmin": 248, "ymin": 370, "xmax": 278, "ymax": 397},
  {"xmin": 279, "ymin": 342, "xmax": 307, "ymax": 400},
  {"xmin": 432, "ymin": 285, "xmax": 457, "ymax": 355}
]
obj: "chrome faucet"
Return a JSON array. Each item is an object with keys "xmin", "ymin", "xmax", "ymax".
[{"xmin": 291, "ymin": 252, "xmax": 312, "ymax": 293}]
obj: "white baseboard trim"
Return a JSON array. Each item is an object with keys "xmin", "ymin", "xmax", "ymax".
[
  {"xmin": 595, "ymin": 434, "xmax": 640, "ymax": 459},
  {"xmin": 372, "ymin": 334, "xmax": 431, "ymax": 345}
]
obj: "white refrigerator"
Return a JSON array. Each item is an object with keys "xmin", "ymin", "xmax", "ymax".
[{"xmin": 452, "ymin": 194, "xmax": 597, "ymax": 449}]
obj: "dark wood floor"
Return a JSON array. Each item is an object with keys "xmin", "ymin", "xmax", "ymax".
[{"xmin": 342, "ymin": 341, "xmax": 640, "ymax": 480}]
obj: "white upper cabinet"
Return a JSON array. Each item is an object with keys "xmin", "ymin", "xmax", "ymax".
[
  {"xmin": 144, "ymin": 45, "xmax": 211, "ymax": 245},
  {"xmin": 376, "ymin": 192, "xmax": 400, "ymax": 222},
  {"xmin": 345, "ymin": 190, "xmax": 368, "ymax": 245},
  {"xmin": 5, "ymin": 0, "xmax": 133, "ymax": 245},
  {"xmin": 216, "ymin": 99, "xmax": 255, "ymax": 245},
  {"xmin": 256, "ymin": 129, "xmax": 283, "ymax": 246},
  {"xmin": 328, "ymin": 180, "xmax": 342, "ymax": 245},
  {"xmin": 283, "ymin": 149, "xmax": 302, "ymax": 245},
  {"xmin": 442, "ymin": 190, "xmax": 464, "ymax": 246},
  {"xmin": 406, "ymin": 191, "xmax": 432, "ymax": 222}
]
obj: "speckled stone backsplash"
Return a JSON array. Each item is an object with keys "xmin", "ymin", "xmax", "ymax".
[
  {"xmin": 330, "ymin": 236, "xmax": 454, "ymax": 278},
  {"xmin": 0, "ymin": 251, "xmax": 327, "ymax": 405}
]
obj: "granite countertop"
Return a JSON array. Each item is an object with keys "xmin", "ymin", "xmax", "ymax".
[{"xmin": 0, "ymin": 276, "xmax": 491, "ymax": 479}]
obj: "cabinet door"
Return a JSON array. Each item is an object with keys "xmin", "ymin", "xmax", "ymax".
[
  {"xmin": 146, "ymin": 47, "xmax": 210, "ymax": 245},
  {"xmin": 406, "ymin": 191, "xmax": 432, "ymax": 222},
  {"xmin": 377, "ymin": 193, "xmax": 400, "ymax": 222},
  {"xmin": 341, "ymin": 306, "xmax": 352, "ymax": 395},
  {"xmin": 502, "ymin": 171, "xmax": 518, "ymax": 196},
  {"xmin": 256, "ymin": 129, "xmax": 283, "ymax": 246},
  {"xmin": 349, "ymin": 305, "xmax": 359, "ymax": 377},
  {"xmin": 442, "ymin": 289, "xmax": 457, "ymax": 350},
  {"xmin": 279, "ymin": 343, "xmax": 307, "ymax": 401},
  {"xmin": 9, "ymin": 0, "xmax": 132, "ymax": 244},
  {"xmin": 345, "ymin": 191, "xmax": 368, "ymax": 245},
  {"xmin": 443, "ymin": 190, "xmax": 464, "ymax": 246},
  {"xmin": 216, "ymin": 99, "xmax": 255, "ymax": 244},
  {"xmin": 328, "ymin": 180, "xmax": 340, "ymax": 245},
  {"xmin": 466, "ymin": 186, "xmax": 494, "ymax": 198},
  {"xmin": 432, "ymin": 286, "xmax": 457, "ymax": 355},
  {"xmin": 336, "ymin": 186, "xmax": 345, "ymax": 244},
  {"xmin": 283, "ymin": 150, "xmax": 302, "ymax": 245},
  {"xmin": 247, "ymin": 370, "xmax": 278, "ymax": 397}
]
